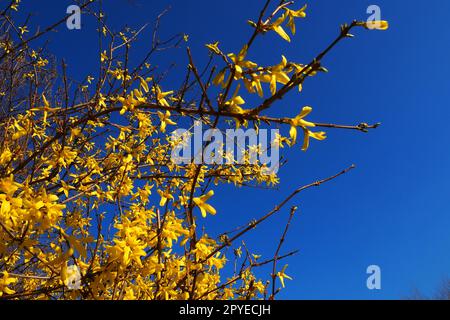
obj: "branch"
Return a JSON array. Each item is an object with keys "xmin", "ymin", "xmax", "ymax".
[
  {"xmin": 249, "ymin": 21, "xmax": 358, "ymax": 116},
  {"xmin": 202, "ymin": 164, "xmax": 356, "ymax": 263},
  {"xmin": 271, "ymin": 205, "xmax": 297, "ymax": 299}
]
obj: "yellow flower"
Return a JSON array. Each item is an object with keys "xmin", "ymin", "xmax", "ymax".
[
  {"xmin": 271, "ymin": 12, "xmax": 291, "ymax": 42},
  {"xmin": 108, "ymin": 236, "xmax": 147, "ymax": 268},
  {"xmin": 285, "ymin": 5, "xmax": 307, "ymax": 35},
  {"xmin": 100, "ymin": 50, "xmax": 108, "ymax": 63},
  {"xmin": 0, "ymin": 175, "xmax": 20, "ymax": 196},
  {"xmin": 138, "ymin": 76, "xmax": 149, "ymax": 93},
  {"xmin": 287, "ymin": 106, "xmax": 326, "ymax": 150},
  {"xmin": 11, "ymin": 120, "xmax": 28, "ymax": 140},
  {"xmin": 258, "ymin": 55, "xmax": 290, "ymax": 95},
  {"xmin": 0, "ymin": 147, "xmax": 12, "ymax": 165},
  {"xmin": 157, "ymin": 110, "xmax": 176, "ymax": 133},
  {"xmin": 287, "ymin": 5, "xmax": 307, "ymax": 18},
  {"xmin": 276, "ymin": 265, "xmax": 293, "ymax": 288},
  {"xmin": 302, "ymin": 129, "xmax": 327, "ymax": 151},
  {"xmin": 224, "ymin": 85, "xmax": 248, "ymax": 128},
  {"xmin": 288, "ymin": 106, "xmax": 316, "ymax": 145},
  {"xmin": 154, "ymin": 86, "xmax": 173, "ymax": 107},
  {"xmin": 18, "ymin": 26, "xmax": 29, "ymax": 34},
  {"xmin": 213, "ymin": 68, "xmax": 227, "ymax": 86},
  {"xmin": 10, "ymin": 1, "xmax": 19, "ymax": 11},
  {"xmin": 158, "ymin": 189, "xmax": 174, "ymax": 207},
  {"xmin": 228, "ymin": 45, "xmax": 258, "ymax": 78},
  {"xmin": 0, "ymin": 272, "xmax": 17, "ymax": 296},
  {"xmin": 57, "ymin": 146, "xmax": 78, "ymax": 168},
  {"xmin": 193, "ymin": 190, "xmax": 217, "ymax": 218},
  {"xmin": 225, "ymin": 93, "xmax": 245, "ymax": 114},
  {"xmin": 205, "ymin": 41, "xmax": 221, "ymax": 55},
  {"xmin": 58, "ymin": 180, "xmax": 74, "ymax": 198},
  {"xmin": 123, "ymin": 287, "xmax": 137, "ymax": 300},
  {"xmin": 29, "ymin": 94, "xmax": 61, "ymax": 125}
]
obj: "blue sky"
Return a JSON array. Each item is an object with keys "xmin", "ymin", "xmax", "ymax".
[{"xmin": 15, "ymin": 0, "xmax": 450, "ymax": 299}]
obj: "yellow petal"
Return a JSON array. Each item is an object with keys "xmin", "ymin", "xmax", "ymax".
[
  {"xmin": 233, "ymin": 96, "xmax": 245, "ymax": 105},
  {"xmin": 291, "ymin": 5, "xmax": 307, "ymax": 18},
  {"xmin": 160, "ymin": 121, "xmax": 167, "ymax": 133},
  {"xmin": 298, "ymin": 106, "xmax": 313, "ymax": 118},
  {"xmin": 198, "ymin": 205, "xmax": 207, "ymax": 218},
  {"xmin": 287, "ymin": 16, "xmax": 296, "ymax": 35},
  {"xmin": 254, "ymin": 79, "xmax": 263, "ymax": 97},
  {"xmin": 205, "ymin": 41, "xmax": 221, "ymax": 55},
  {"xmin": 203, "ymin": 190, "xmax": 214, "ymax": 200},
  {"xmin": 270, "ymin": 76, "xmax": 277, "ymax": 95},
  {"xmin": 273, "ymin": 25, "xmax": 291, "ymax": 42},
  {"xmin": 276, "ymin": 71, "xmax": 290, "ymax": 84},
  {"xmin": 42, "ymin": 94, "xmax": 50, "ymax": 108},
  {"xmin": 302, "ymin": 129, "xmax": 310, "ymax": 151},
  {"xmin": 1, "ymin": 200, "xmax": 10, "ymax": 215},
  {"xmin": 297, "ymin": 119, "xmax": 316, "ymax": 127},
  {"xmin": 202, "ymin": 203, "xmax": 216, "ymax": 215},
  {"xmin": 272, "ymin": 12, "xmax": 288, "ymax": 27},
  {"xmin": 238, "ymin": 45, "xmax": 248, "ymax": 61},
  {"xmin": 309, "ymin": 131, "xmax": 327, "ymax": 141},
  {"xmin": 67, "ymin": 235, "xmax": 87, "ymax": 258},
  {"xmin": 213, "ymin": 69, "xmax": 226, "ymax": 86},
  {"xmin": 138, "ymin": 76, "xmax": 149, "ymax": 93},
  {"xmin": 289, "ymin": 126, "xmax": 297, "ymax": 145}
]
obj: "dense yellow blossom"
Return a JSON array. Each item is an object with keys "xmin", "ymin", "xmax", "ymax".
[{"xmin": 0, "ymin": 0, "xmax": 387, "ymax": 300}]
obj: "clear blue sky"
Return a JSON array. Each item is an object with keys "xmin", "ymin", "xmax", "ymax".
[{"xmin": 17, "ymin": 0, "xmax": 450, "ymax": 299}]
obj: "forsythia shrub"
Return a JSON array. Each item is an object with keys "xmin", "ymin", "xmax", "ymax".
[{"xmin": 0, "ymin": 0, "xmax": 387, "ymax": 299}]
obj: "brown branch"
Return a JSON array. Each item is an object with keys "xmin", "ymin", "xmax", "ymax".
[
  {"xmin": 187, "ymin": 47, "xmax": 214, "ymax": 112},
  {"xmin": 249, "ymin": 21, "xmax": 358, "ymax": 116},
  {"xmin": 270, "ymin": 205, "xmax": 297, "ymax": 299},
  {"xmin": 202, "ymin": 165, "xmax": 356, "ymax": 263},
  {"xmin": 0, "ymin": 1, "xmax": 94, "ymax": 62}
]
